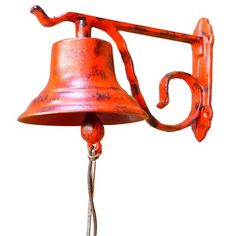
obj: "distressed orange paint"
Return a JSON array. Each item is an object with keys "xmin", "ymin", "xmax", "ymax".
[
  {"xmin": 18, "ymin": 5, "xmax": 214, "ymax": 143},
  {"xmin": 18, "ymin": 6, "xmax": 214, "ymax": 236},
  {"xmin": 18, "ymin": 37, "xmax": 147, "ymax": 126}
]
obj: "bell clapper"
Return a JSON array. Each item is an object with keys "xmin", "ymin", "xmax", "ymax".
[{"xmin": 81, "ymin": 113, "xmax": 104, "ymax": 236}]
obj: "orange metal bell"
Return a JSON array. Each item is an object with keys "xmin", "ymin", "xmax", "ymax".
[{"xmin": 18, "ymin": 38, "xmax": 147, "ymax": 125}]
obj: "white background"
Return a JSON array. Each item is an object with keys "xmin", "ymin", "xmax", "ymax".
[{"xmin": 0, "ymin": 0, "xmax": 235, "ymax": 235}]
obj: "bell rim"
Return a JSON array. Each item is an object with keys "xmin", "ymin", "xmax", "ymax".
[{"xmin": 18, "ymin": 109, "xmax": 148, "ymax": 126}]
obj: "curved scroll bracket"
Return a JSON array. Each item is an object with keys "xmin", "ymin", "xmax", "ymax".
[
  {"xmin": 156, "ymin": 71, "xmax": 202, "ymax": 132},
  {"xmin": 153, "ymin": 19, "xmax": 214, "ymax": 141}
]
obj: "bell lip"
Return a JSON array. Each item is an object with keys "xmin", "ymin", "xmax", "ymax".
[{"xmin": 18, "ymin": 109, "xmax": 148, "ymax": 126}]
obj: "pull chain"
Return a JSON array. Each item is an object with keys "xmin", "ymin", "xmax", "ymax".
[{"xmin": 86, "ymin": 147, "xmax": 99, "ymax": 236}]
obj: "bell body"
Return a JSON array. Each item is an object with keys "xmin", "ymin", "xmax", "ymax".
[{"xmin": 18, "ymin": 38, "xmax": 147, "ymax": 125}]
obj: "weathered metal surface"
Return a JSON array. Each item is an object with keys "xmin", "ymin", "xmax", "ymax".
[
  {"xmin": 30, "ymin": 5, "xmax": 201, "ymax": 44},
  {"xmin": 19, "ymin": 5, "xmax": 214, "ymax": 141},
  {"xmin": 18, "ymin": 38, "xmax": 147, "ymax": 125},
  {"xmin": 192, "ymin": 18, "xmax": 214, "ymax": 141}
]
